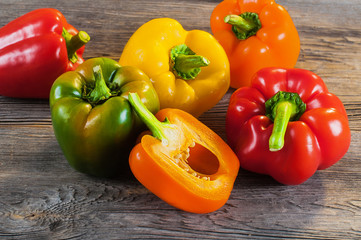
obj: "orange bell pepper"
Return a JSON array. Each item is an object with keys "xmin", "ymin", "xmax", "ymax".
[
  {"xmin": 210, "ymin": 0, "xmax": 300, "ymax": 88},
  {"xmin": 128, "ymin": 92, "xmax": 240, "ymax": 214}
]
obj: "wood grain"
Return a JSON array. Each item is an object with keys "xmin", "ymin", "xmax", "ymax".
[{"xmin": 0, "ymin": 0, "xmax": 360, "ymax": 239}]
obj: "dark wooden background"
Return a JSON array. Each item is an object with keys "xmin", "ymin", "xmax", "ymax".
[{"xmin": 0, "ymin": 0, "xmax": 360, "ymax": 239}]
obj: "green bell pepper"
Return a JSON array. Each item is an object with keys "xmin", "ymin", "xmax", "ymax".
[{"xmin": 50, "ymin": 57, "xmax": 160, "ymax": 177}]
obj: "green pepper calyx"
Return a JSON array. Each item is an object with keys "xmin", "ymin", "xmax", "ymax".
[
  {"xmin": 85, "ymin": 65, "xmax": 112, "ymax": 105},
  {"xmin": 224, "ymin": 12, "xmax": 261, "ymax": 40},
  {"xmin": 128, "ymin": 92, "xmax": 178, "ymax": 146},
  {"xmin": 170, "ymin": 44, "xmax": 210, "ymax": 80},
  {"xmin": 62, "ymin": 27, "xmax": 90, "ymax": 64},
  {"xmin": 265, "ymin": 91, "xmax": 306, "ymax": 151}
]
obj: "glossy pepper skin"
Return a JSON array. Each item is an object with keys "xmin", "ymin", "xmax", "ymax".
[
  {"xmin": 50, "ymin": 58, "xmax": 159, "ymax": 177},
  {"xmin": 119, "ymin": 18, "xmax": 230, "ymax": 117},
  {"xmin": 128, "ymin": 93, "xmax": 239, "ymax": 213},
  {"xmin": 210, "ymin": 0, "xmax": 300, "ymax": 89},
  {"xmin": 226, "ymin": 68, "xmax": 350, "ymax": 185},
  {"xmin": 0, "ymin": 8, "xmax": 90, "ymax": 98}
]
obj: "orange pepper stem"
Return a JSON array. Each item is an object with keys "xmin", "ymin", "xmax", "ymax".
[
  {"xmin": 265, "ymin": 91, "xmax": 306, "ymax": 151},
  {"xmin": 62, "ymin": 27, "xmax": 90, "ymax": 63},
  {"xmin": 224, "ymin": 13, "xmax": 261, "ymax": 40},
  {"xmin": 128, "ymin": 92, "xmax": 176, "ymax": 145},
  {"xmin": 170, "ymin": 44, "xmax": 210, "ymax": 80},
  {"xmin": 86, "ymin": 65, "xmax": 111, "ymax": 105}
]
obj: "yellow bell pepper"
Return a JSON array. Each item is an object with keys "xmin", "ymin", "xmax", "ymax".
[{"xmin": 119, "ymin": 18, "xmax": 230, "ymax": 117}]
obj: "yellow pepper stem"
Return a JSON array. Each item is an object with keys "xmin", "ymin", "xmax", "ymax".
[{"xmin": 170, "ymin": 44, "xmax": 210, "ymax": 80}]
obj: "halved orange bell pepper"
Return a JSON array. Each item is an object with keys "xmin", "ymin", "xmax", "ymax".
[
  {"xmin": 210, "ymin": 0, "xmax": 300, "ymax": 88},
  {"xmin": 128, "ymin": 92, "xmax": 239, "ymax": 214}
]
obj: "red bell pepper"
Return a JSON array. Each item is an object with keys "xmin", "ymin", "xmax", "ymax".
[
  {"xmin": 0, "ymin": 8, "xmax": 90, "ymax": 98},
  {"xmin": 226, "ymin": 67, "xmax": 351, "ymax": 185}
]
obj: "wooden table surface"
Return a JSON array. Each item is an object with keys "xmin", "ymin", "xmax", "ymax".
[{"xmin": 0, "ymin": 0, "xmax": 360, "ymax": 239}]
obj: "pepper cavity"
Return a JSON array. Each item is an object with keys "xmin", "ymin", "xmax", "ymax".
[
  {"xmin": 171, "ymin": 141, "xmax": 219, "ymax": 181},
  {"xmin": 172, "ymin": 143, "xmax": 198, "ymax": 178}
]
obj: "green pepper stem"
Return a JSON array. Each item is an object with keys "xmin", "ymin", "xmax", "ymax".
[
  {"xmin": 62, "ymin": 27, "xmax": 90, "ymax": 63},
  {"xmin": 87, "ymin": 66, "xmax": 111, "ymax": 104},
  {"xmin": 269, "ymin": 102, "xmax": 296, "ymax": 151},
  {"xmin": 128, "ymin": 92, "xmax": 175, "ymax": 145},
  {"xmin": 224, "ymin": 13, "xmax": 261, "ymax": 40}
]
